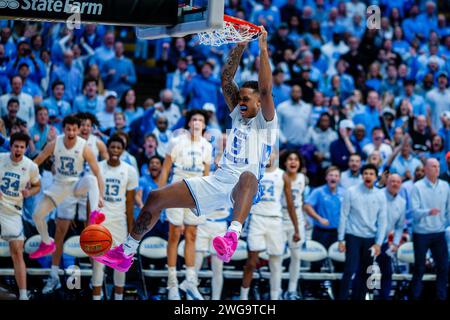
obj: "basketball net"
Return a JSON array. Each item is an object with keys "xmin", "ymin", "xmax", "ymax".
[{"xmin": 198, "ymin": 15, "xmax": 261, "ymax": 46}]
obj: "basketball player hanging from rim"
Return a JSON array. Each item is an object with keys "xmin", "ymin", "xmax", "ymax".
[{"xmin": 96, "ymin": 26, "xmax": 278, "ymax": 272}]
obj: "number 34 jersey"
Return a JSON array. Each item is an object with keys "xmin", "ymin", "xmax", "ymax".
[
  {"xmin": 99, "ymin": 160, "xmax": 139, "ymax": 222},
  {"xmin": 251, "ymin": 168, "xmax": 285, "ymax": 218},
  {"xmin": 0, "ymin": 153, "xmax": 40, "ymax": 213}
]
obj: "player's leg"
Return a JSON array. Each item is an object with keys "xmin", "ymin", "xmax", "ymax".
[
  {"xmin": 210, "ymin": 254, "xmax": 224, "ymax": 300},
  {"xmin": 269, "ymin": 255, "xmax": 283, "ymax": 300},
  {"xmin": 9, "ymin": 240, "xmax": 28, "ymax": 300},
  {"xmin": 213, "ymin": 172, "xmax": 258, "ymax": 262},
  {"xmin": 179, "ymin": 213, "xmax": 204, "ymax": 300},
  {"xmin": 113, "ymin": 271, "xmax": 126, "ymax": 300},
  {"xmin": 30, "ymin": 196, "xmax": 57, "ymax": 258},
  {"xmin": 241, "ymin": 251, "xmax": 259, "ymax": 300},
  {"xmin": 74, "ymin": 175, "xmax": 100, "ymax": 216},
  {"xmin": 166, "ymin": 221, "xmax": 182, "ymax": 300},
  {"xmin": 92, "ymin": 260, "xmax": 105, "ymax": 300}
]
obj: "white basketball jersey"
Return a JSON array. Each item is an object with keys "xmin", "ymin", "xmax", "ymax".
[
  {"xmin": 282, "ymin": 173, "xmax": 306, "ymax": 221},
  {"xmin": 0, "ymin": 153, "xmax": 39, "ymax": 213},
  {"xmin": 83, "ymin": 134, "xmax": 100, "ymax": 174},
  {"xmin": 168, "ymin": 133, "xmax": 212, "ymax": 180},
  {"xmin": 100, "ymin": 160, "xmax": 139, "ymax": 222},
  {"xmin": 251, "ymin": 168, "xmax": 285, "ymax": 218},
  {"xmin": 53, "ymin": 135, "xmax": 86, "ymax": 183},
  {"xmin": 217, "ymin": 108, "xmax": 278, "ymax": 183}
]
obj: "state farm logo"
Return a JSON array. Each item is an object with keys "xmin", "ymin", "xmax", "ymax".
[
  {"xmin": 0, "ymin": 1, "xmax": 20, "ymax": 9},
  {"xmin": 0, "ymin": 0, "xmax": 103, "ymax": 15}
]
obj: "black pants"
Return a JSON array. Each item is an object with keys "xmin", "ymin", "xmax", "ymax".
[
  {"xmin": 376, "ymin": 243, "xmax": 393, "ymax": 300},
  {"xmin": 338, "ymin": 234, "xmax": 375, "ymax": 300},
  {"xmin": 311, "ymin": 226, "xmax": 338, "ymax": 272},
  {"xmin": 411, "ymin": 232, "xmax": 449, "ymax": 300}
]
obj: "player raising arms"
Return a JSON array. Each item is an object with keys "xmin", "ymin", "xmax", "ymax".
[
  {"xmin": 91, "ymin": 135, "xmax": 138, "ymax": 300},
  {"xmin": 29, "ymin": 115, "xmax": 105, "ymax": 259},
  {"xmin": 0, "ymin": 133, "xmax": 41, "ymax": 300},
  {"xmin": 96, "ymin": 27, "xmax": 277, "ymax": 272}
]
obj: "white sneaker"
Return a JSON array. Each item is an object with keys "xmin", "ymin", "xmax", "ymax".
[
  {"xmin": 179, "ymin": 280, "xmax": 204, "ymax": 300},
  {"xmin": 284, "ymin": 291, "xmax": 301, "ymax": 300},
  {"xmin": 42, "ymin": 276, "xmax": 61, "ymax": 294},
  {"xmin": 167, "ymin": 285, "xmax": 181, "ymax": 300}
]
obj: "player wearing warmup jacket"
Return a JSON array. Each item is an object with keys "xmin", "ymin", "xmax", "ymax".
[
  {"xmin": 91, "ymin": 135, "xmax": 138, "ymax": 300},
  {"xmin": 95, "ymin": 27, "xmax": 278, "ymax": 274},
  {"xmin": 240, "ymin": 152, "xmax": 299, "ymax": 301},
  {"xmin": 41, "ymin": 112, "xmax": 109, "ymax": 294},
  {"xmin": 0, "ymin": 133, "xmax": 41, "ymax": 300},
  {"xmin": 29, "ymin": 115, "xmax": 105, "ymax": 259},
  {"xmin": 159, "ymin": 109, "xmax": 212, "ymax": 301},
  {"xmin": 280, "ymin": 150, "xmax": 307, "ymax": 300}
]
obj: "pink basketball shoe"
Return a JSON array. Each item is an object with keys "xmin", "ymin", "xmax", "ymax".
[
  {"xmin": 89, "ymin": 210, "xmax": 105, "ymax": 225},
  {"xmin": 29, "ymin": 240, "xmax": 56, "ymax": 259},
  {"xmin": 213, "ymin": 231, "xmax": 238, "ymax": 263},
  {"xmin": 93, "ymin": 244, "xmax": 134, "ymax": 272}
]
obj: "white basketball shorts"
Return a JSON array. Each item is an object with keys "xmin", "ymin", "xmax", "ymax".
[{"xmin": 247, "ymin": 214, "xmax": 284, "ymax": 256}]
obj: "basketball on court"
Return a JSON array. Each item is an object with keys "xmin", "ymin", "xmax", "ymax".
[{"xmin": 80, "ymin": 225, "xmax": 113, "ymax": 257}]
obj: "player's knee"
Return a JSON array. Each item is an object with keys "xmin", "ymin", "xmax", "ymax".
[
  {"xmin": 244, "ymin": 259, "xmax": 257, "ymax": 271},
  {"xmin": 169, "ymin": 226, "xmax": 182, "ymax": 240},
  {"xmin": 184, "ymin": 227, "xmax": 197, "ymax": 243},
  {"xmin": 10, "ymin": 245, "xmax": 23, "ymax": 259},
  {"xmin": 239, "ymin": 171, "xmax": 258, "ymax": 192}
]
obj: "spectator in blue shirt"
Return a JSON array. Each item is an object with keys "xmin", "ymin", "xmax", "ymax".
[
  {"xmin": 73, "ymin": 77, "xmax": 105, "ymax": 114},
  {"xmin": 304, "ymin": 166, "xmax": 345, "ymax": 271},
  {"xmin": 410, "ymin": 158, "xmax": 450, "ymax": 300},
  {"xmin": 402, "ymin": 5, "xmax": 425, "ymax": 43},
  {"xmin": 41, "ymin": 80, "xmax": 72, "ymax": 131},
  {"xmin": 338, "ymin": 164, "xmax": 387, "ymax": 300},
  {"xmin": 394, "ymin": 80, "xmax": 426, "ymax": 116},
  {"xmin": 0, "ymin": 27, "xmax": 16, "ymax": 57},
  {"xmin": 6, "ymin": 41, "xmax": 45, "ymax": 85},
  {"xmin": 388, "ymin": 137, "xmax": 423, "ymax": 180},
  {"xmin": 352, "ymin": 90, "xmax": 381, "ymax": 138},
  {"xmin": 18, "ymin": 63, "xmax": 43, "ymax": 105},
  {"xmin": 184, "ymin": 61, "xmax": 221, "ymax": 110},
  {"xmin": 90, "ymin": 31, "xmax": 115, "ymax": 70},
  {"xmin": 330, "ymin": 120, "xmax": 363, "ymax": 171},
  {"xmin": 50, "ymin": 49, "xmax": 82, "ymax": 103},
  {"xmin": 29, "ymin": 105, "xmax": 53, "ymax": 151},
  {"xmin": 102, "ymin": 42, "xmax": 137, "ymax": 99},
  {"xmin": 417, "ymin": 1, "xmax": 439, "ymax": 39},
  {"xmin": 272, "ymin": 69, "xmax": 291, "ymax": 107},
  {"xmin": 250, "ymin": 0, "xmax": 281, "ymax": 34}
]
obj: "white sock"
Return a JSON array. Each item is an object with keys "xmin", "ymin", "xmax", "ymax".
[
  {"xmin": 123, "ymin": 234, "xmax": 140, "ymax": 255},
  {"xmin": 93, "ymin": 295, "xmax": 102, "ymax": 300},
  {"xmin": 50, "ymin": 265, "xmax": 59, "ymax": 279},
  {"xmin": 168, "ymin": 267, "xmax": 177, "ymax": 287},
  {"xmin": 19, "ymin": 289, "xmax": 28, "ymax": 300},
  {"xmin": 211, "ymin": 255, "xmax": 224, "ymax": 300},
  {"xmin": 228, "ymin": 221, "xmax": 242, "ymax": 238},
  {"xmin": 114, "ymin": 293, "xmax": 123, "ymax": 300},
  {"xmin": 185, "ymin": 266, "xmax": 197, "ymax": 284},
  {"xmin": 240, "ymin": 286, "xmax": 249, "ymax": 300},
  {"xmin": 269, "ymin": 255, "xmax": 282, "ymax": 300}
]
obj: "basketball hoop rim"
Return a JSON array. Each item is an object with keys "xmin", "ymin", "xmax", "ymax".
[{"xmin": 224, "ymin": 15, "xmax": 261, "ymax": 33}]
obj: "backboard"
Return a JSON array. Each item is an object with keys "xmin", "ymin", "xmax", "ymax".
[
  {"xmin": 0, "ymin": 0, "xmax": 179, "ymax": 26},
  {"xmin": 136, "ymin": 0, "xmax": 224, "ymax": 40}
]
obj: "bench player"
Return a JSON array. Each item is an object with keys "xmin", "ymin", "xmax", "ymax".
[
  {"xmin": 29, "ymin": 115, "xmax": 104, "ymax": 259},
  {"xmin": 91, "ymin": 135, "xmax": 138, "ymax": 300},
  {"xmin": 240, "ymin": 152, "xmax": 299, "ymax": 300},
  {"xmin": 0, "ymin": 133, "xmax": 40, "ymax": 300}
]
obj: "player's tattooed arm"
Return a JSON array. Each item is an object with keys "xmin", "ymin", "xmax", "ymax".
[
  {"xmin": 221, "ymin": 43, "xmax": 246, "ymax": 112},
  {"xmin": 33, "ymin": 140, "xmax": 56, "ymax": 166}
]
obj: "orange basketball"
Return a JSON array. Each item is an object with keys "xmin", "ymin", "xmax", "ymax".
[{"xmin": 79, "ymin": 224, "xmax": 112, "ymax": 257}]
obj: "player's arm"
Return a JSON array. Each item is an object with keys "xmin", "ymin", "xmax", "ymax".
[
  {"xmin": 258, "ymin": 27, "xmax": 275, "ymax": 122},
  {"xmin": 22, "ymin": 180, "xmax": 41, "ymax": 198},
  {"xmin": 158, "ymin": 154, "xmax": 173, "ymax": 188},
  {"xmin": 283, "ymin": 173, "xmax": 300, "ymax": 242},
  {"xmin": 203, "ymin": 162, "xmax": 210, "ymax": 176},
  {"xmin": 33, "ymin": 140, "xmax": 56, "ymax": 166},
  {"xmin": 97, "ymin": 139, "xmax": 109, "ymax": 161},
  {"xmin": 135, "ymin": 188, "xmax": 144, "ymax": 209},
  {"xmin": 126, "ymin": 189, "xmax": 135, "ymax": 232},
  {"xmin": 221, "ymin": 43, "xmax": 247, "ymax": 112},
  {"xmin": 83, "ymin": 146, "xmax": 105, "ymax": 207}
]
